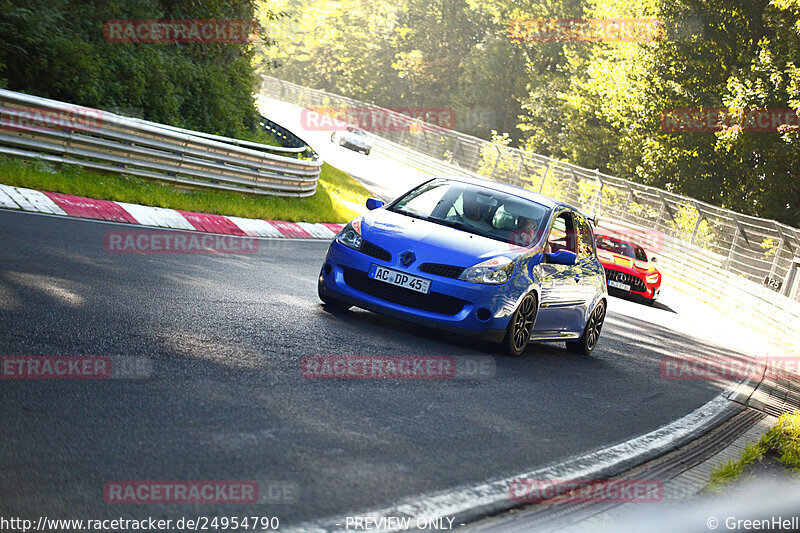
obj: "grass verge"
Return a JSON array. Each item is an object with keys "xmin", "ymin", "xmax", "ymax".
[
  {"xmin": 707, "ymin": 412, "xmax": 800, "ymax": 491},
  {"xmin": 0, "ymin": 155, "xmax": 370, "ymax": 223}
]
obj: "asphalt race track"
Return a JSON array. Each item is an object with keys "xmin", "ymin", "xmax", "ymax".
[{"xmin": 0, "ymin": 209, "xmax": 742, "ymax": 526}]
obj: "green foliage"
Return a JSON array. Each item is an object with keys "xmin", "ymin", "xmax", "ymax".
[
  {"xmin": 476, "ymin": 131, "xmax": 513, "ymax": 178},
  {"xmin": 527, "ymin": 0, "xmax": 800, "ymax": 226},
  {"xmin": 664, "ymin": 205, "xmax": 700, "ymax": 239},
  {"xmin": 761, "ymin": 411, "xmax": 800, "ymax": 469},
  {"xmin": 628, "ymin": 200, "xmax": 659, "ymax": 221},
  {"xmin": 0, "ymin": 156, "xmax": 370, "ymax": 223},
  {"xmin": 0, "ymin": 0, "xmax": 267, "ymax": 138},
  {"xmin": 707, "ymin": 442, "xmax": 765, "ymax": 491},
  {"xmin": 708, "ymin": 411, "xmax": 800, "ymax": 491},
  {"xmin": 257, "ymin": 0, "xmax": 527, "ymax": 139}
]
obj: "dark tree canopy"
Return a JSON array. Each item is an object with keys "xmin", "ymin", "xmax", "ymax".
[{"xmin": 0, "ymin": 0, "xmax": 264, "ymax": 138}]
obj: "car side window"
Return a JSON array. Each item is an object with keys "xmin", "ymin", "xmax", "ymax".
[
  {"xmin": 547, "ymin": 211, "xmax": 577, "ymax": 253},
  {"xmin": 575, "ymin": 213, "xmax": 594, "ymax": 259},
  {"xmin": 635, "ymin": 246, "xmax": 647, "ymax": 261}
]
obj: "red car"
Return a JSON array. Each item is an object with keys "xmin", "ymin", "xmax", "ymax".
[{"xmin": 595, "ymin": 234, "xmax": 662, "ymax": 303}]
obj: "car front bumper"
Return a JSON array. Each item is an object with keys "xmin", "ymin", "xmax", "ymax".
[
  {"xmin": 604, "ymin": 266, "xmax": 660, "ymax": 300},
  {"xmin": 318, "ymin": 241, "xmax": 520, "ymax": 343}
]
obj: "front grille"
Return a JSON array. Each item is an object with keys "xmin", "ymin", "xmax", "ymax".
[
  {"xmin": 359, "ymin": 240, "xmax": 391, "ymax": 262},
  {"xmin": 419, "ymin": 263, "xmax": 465, "ymax": 279},
  {"xmin": 605, "ymin": 268, "xmax": 646, "ymax": 292},
  {"xmin": 342, "ymin": 268, "xmax": 467, "ymax": 315}
]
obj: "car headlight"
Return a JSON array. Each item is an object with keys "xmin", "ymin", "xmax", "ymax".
[
  {"xmin": 336, "ymin": 220, "xmax": 362, "ymax": 251},
  {"xmin": 646, "ymin": 271, "xmax": 660, "ymax": 283},
  {"xmin": 459, "ymin": 256, "xmax": 514, "ymax": 285}
]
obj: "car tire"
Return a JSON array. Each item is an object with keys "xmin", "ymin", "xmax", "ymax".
[
  {"xmin": 364, "ymin": 148, "xmax": 371, "ymax": 155},
  {"xmin": 503, "ymin": 292, "xmax": 538, "ymax": 357},
  {"xmin": 566, "ymin": 300, "xmax": 606, "ymax": 355}
]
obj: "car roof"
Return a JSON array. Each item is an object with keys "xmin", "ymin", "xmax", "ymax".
[{"xmin": 434, "ymin": 174, "xmax": 575, "ymax": 212}]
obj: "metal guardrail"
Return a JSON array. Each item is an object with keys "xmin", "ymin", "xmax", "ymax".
[
  {"xmin": 0, "ymin": 89, "xmax": 322, "ymax": 197},
  {"xmin": 260, "ymin": 76, "xmax": 800, "ymax": 356}
]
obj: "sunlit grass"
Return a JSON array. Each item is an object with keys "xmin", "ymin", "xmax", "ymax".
[
  {"xmin": 0, "ymin": 156, "xmax": 369, "ymax": 223},
  {"xmin": 707, "ymin": 412, "xmax": 800, "ymax": 491}
]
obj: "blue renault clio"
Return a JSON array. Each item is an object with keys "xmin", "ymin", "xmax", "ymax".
[{"xmin": 318, "ymin": 176, "xmax": 608, "ymax": 356}]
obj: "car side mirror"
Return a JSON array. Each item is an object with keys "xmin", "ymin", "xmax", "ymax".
[
  {"xmin": 546, "ymin": 249, "xmax": 577, "ymax": 266},
  {"xmin": 650, "ymin": 256, "xmax": 657, "ymax": 263},
  {"xmin": 366, "ymin": 198, "xmax": 384, "ymax": 211}
]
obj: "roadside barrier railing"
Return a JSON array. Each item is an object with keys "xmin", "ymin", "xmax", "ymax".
[{"xmin": 0, "ymin": 88, "xmax": 322, "ymax": 197}]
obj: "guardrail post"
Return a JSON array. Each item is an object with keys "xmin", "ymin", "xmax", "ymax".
[
  {"xmin": 514, "ymin": 151, "xmax": 529, "ymax": 188},
  {"xmin": 414, "ymin": 128, "xmax": 425, "ymax": 152},
  {"xmin": 591, "ymin": 169, "xmax": 604, "ymax": 216},
  {"xmin": 624, "ymin": 185, "xmax": 639, "ymax": 224},
  {"xmin": 782, "ymin": 259, "xmax": 800, "ymax": 298},
  {"xmin": 655, "ymin": 192, "xmax": 675, "ymax": 227},
  {"xmin": 690, "ymin": 202, "xmax": 705, "ymax": 245},
  {"xmin": 565, "ymin": 168, "xmax": 578, "ymax": 204},
  {"xmin": 767, "ymin": 236, "xmax": 784, "ymax": 283},
  {"xmin": 488, "ymin": 145, "xmax": 502, "ymax": 180},
  {"xmin": 538, "ymin": 164, "xmax": 550, "ymax": 194},
  {"xmin": 768, "ymin": 222, "xmax": 792, "ymax": 287},
  {"xmin": 724, "ymin": 224, "xmax": 740, "ymax": 270},
  {"xmin": 451, "ymin": 137, "xmax": 463, "ymax": 163}
]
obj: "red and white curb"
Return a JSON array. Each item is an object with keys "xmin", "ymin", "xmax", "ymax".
[{"xmin": 0, "ymin": 184, "xmax": 344, "ymax": 239}]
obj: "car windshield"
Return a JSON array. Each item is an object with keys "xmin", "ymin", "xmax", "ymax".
[
  {"xmin": 389, "ymin": 179, "xmax": 549, "ymax": 246},
  {"xmin": 596, "ymin": 236, "xmax": 647, "ymax": 261}
]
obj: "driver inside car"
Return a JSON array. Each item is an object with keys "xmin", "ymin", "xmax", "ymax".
[
  {"xmin": 455, "ymin": 191, "xmax": 495, "ymax": 235},
  {"xmin": 513, "ymin": 216, "xmax": 539, "ymax": 246}
]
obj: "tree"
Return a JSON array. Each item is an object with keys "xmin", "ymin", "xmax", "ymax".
[{"xmin": 0, "ymin": 0, "xmax": 263, "ymax": 138}]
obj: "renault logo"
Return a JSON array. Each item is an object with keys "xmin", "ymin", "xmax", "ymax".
[{"xmin": 400, "ymin": 251, "xmax": 415, "ymax": 267}]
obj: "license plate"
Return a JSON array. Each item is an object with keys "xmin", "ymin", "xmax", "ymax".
[
  {"xmin": 369, "ymin": 265, "xmax": 431, "ymax": 294},
  {"xmin": 608, "ymin": 280, "xmax": 631, "ymax": 291}
]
